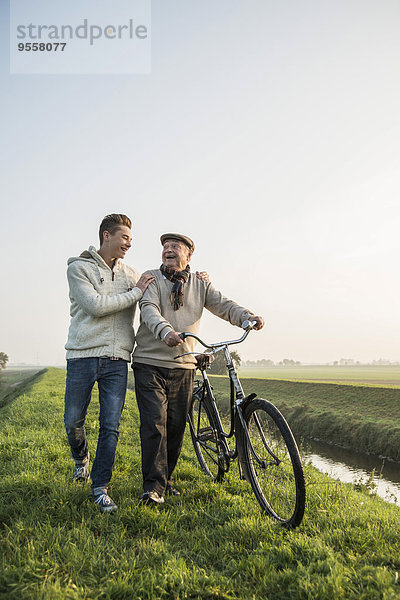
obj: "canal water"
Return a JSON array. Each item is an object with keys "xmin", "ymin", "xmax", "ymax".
[{"xmin": 301, "ymin": 438, "xmax": 400, "ymax": 504}]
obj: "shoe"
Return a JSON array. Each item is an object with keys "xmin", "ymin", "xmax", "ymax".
[
  {"xmin": 73, "ymin": 454, "xmax": 90, "ymax": 482},
  {"xmin": 139, "ymin": 490, "xmax": 165, "ymax": 505},
  {"xmin": 165, "ymin": 484, "xmax": 180, "ymax": 496},
  {"xmin": 92, "ymin": 487, "xmax": 118, "ymax": 513}
]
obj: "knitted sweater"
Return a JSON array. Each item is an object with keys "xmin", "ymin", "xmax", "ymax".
[
  {"xmin": 65, "ymin": 246, "xmax": 142, "ymax": 361},
  {"xmin": 133, "ymin": 269, "xmax": 254, "ymax": 369}
]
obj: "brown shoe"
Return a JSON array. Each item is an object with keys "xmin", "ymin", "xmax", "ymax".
[
  {"xmin": 139, "ymin": 491, "xmax": 165, "ymax": 505},
  {"xmin": 166, "ymin": 484, "xmax": 180, "ymax": 496}
]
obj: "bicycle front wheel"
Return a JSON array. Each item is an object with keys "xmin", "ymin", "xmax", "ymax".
[
  {"xmin": 188, "ymin": 390, "xmax": 224, "ymax": 482},
  {"xmin": 239, "ymin": 398, "xmax": 306, "ymax": 528}
]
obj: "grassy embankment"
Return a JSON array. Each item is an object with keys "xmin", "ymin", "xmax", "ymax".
[
  {"xmin": 0, "ymin": 368, "xmax": 46, "ymax": 409},
  {"xmin": 1, "ymin": 368, "xmax": 400, "ymax": 599},
  {"xmin": 207, "ymin": 374, "xmax": 400, "ymax": 462}
]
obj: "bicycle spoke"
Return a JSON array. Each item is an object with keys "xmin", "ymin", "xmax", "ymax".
[{"xmin": 252, "ymin": 412, "xmax": 280, "ymax": 463}]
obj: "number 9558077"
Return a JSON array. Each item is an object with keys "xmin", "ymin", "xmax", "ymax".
[{"xmin": 18, "ymin": 42, "xmax": 66, "ymax": 51}]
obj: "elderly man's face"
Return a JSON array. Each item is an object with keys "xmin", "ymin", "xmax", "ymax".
[{"xmin": 162, "ymin": 239, "xmax": 192, "ymax": 271}]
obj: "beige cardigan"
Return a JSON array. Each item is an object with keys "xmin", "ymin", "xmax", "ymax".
[{"xmin": 133, "ymin": 269, "xmax": 254, "ymax": 369}]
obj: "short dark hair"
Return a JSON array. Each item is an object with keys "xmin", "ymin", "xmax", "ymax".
[{"xmin": 99, "ymin": 214, "xmax": 132, "ymax": 246}]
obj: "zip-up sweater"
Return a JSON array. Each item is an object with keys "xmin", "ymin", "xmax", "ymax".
[
  {"xmin": 133, "ymin": 269, "xmax": 255, "ymax": 369},
  {"xmin": 65, "ymin": 246, "xmax": 142, "ymax": 361}
]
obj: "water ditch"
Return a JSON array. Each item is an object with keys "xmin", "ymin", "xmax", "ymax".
[{"xmin": 301, "ymin": 437, "xmax": 400, "ymax": 504}]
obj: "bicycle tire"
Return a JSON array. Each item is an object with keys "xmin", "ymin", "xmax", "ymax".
[
  {"xmin": 237, "ymin": 398, "xmax": 306, "ymax": 528},
  {"xmin": 188, "ymin": 387, "xmax": 225, "ymax": 482}
]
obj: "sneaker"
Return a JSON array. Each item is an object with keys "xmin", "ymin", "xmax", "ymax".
[
  {"xmin": 139, "ymin": 490, "xmax": 165, "ymax": 505},
  {"xmin": 165, "ymin": 484, "xmax": 180, "ymax": 496},
  {"xmin": 92, "ymin": 487, "xmax": 118, "ymax": 513},
  {"xmin": 73, "ymin": 455, "xmax": 90, "ymax": 482}
]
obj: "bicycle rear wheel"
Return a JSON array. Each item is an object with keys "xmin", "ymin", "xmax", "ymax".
[
  {"xmin": 238, "ymin": 398, "xmax": 305, "ymax": 528},
  {"xmin": 188, "ymin": 385, "xmax": 224, "ymax": 482}
]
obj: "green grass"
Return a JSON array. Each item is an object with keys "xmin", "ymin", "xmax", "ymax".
[
  {"xmin": 208, "ymin": 376, "xmax": 400, "ymax": 462},
  {"xmin": 1, "ymin": 368, "xmax": 400, "ymax": 599},
  {"xmin": 239, "ymin": 365, "xmax": 400, "ymax": 387}
]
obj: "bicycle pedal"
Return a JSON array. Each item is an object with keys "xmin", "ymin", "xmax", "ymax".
[
  {"xmin": 198, "ymin": 427, "xmax": 214, "ymax": 441},
  {"xmin": 199, "ymin": 434, "xmax": 215, "ymax": 442}
]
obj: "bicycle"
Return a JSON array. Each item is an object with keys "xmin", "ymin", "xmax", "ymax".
[{"xmin": 175, "ymin": 320, "xmax": 306, "ymax": 528}]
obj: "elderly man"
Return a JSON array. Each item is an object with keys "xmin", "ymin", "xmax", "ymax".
[{"xmin": 132, "ymin": 233, "xmax": 264, "ymax": 505}]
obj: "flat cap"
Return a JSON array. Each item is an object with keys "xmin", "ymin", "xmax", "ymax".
[{"xmin": 160, "ymin": 233, "xmax": 195, "ymax": 252}]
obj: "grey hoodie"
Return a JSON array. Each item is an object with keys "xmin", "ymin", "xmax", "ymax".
[{"xmin": 65, "ymin": 246, "xmax": 142, "ymax": 361}]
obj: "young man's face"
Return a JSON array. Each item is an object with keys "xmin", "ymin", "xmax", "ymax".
[
  {"xmin": 162, "ymin": 239, "xmax": 192, "ymax": 271},
  {"xmin": 103, "ymin": 225, "xmax": 132, "ymax": 259}
]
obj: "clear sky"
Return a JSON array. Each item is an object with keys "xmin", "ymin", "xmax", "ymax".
[{"xmin": 1, "ymin": 0, "xmax": 400, "ymax": 365}]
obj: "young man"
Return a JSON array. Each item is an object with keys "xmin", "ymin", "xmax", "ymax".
[
  {"xmin": 64, "ymin": 213, "xmax": 154, "ymax": 512},
  {"xmin": 132, "ymin": 233, "xmax": 264, "ymax": 505}
]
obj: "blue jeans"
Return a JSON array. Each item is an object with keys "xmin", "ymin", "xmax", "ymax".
[{"xmin": 64, "ymin": 357, "xmax": 127, "ymax": 489}]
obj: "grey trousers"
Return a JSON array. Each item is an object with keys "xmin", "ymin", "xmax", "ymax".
[{"xmin": 133, "ymin": 362, "xmax": 194, "ymax": 495}]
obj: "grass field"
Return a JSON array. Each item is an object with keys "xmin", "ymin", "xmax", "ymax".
[
  {"xmin": 239, "ymin": 365, "xmax": 400, "ymax": 387},
  {"xmin": 1, "ymin": 368, "xmax": 400, "ymax": 599}
]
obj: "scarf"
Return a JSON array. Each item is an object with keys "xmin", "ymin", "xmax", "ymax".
[{"xmin": 160, "ymin": 264, "xmax": 190, "ymax": 310}]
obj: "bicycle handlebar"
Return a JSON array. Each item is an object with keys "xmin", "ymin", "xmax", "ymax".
[{"xmin": 177, "ymin": 319, "xmax": 257, "ymax": 350}]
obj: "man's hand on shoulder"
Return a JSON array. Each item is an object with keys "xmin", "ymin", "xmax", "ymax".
[
  {"xmin": 136, "ymin": 273, "xmax": 155, "ymax": 293},
  {"xmin": 164, "ymin": 331, "xmax": 184, "ymax": 347},
  {"xmin": 251, "ymin": 316, "xmax": 265, "ymax": 330},
  {"xmin": 196, "ymin": 271, "xmax": 210, "ymax": 283}
]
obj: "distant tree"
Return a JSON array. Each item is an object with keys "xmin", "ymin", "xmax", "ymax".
[
  {"xmin": 258, "ymin": 358, "xmax": 275, "ymax": 367},
  {"xmin": 244, "ymin": 360, "xmax": 256, "ymax": 367},
  {"xmin": 0, "ymin": 353, "xmax": 8, "ymax": 370},
  {"xmin": 339, "ymin": 358, "xmax": 355, "ymax": 366},
  {"xmin": 282, "ymin": 359, "xmax": 296, "ymax": 366},
  {"xmin": 244, "ymin": 358, "xmax": 274, "ymax": 368},
  {"xmin": 208, "ymin": 351, "xmax": 241, "ymax": 375},
  {"xmin": 278, "ymin": 359, "xmax": 300, "ymax": 367},
  {"xmin": 231, "ymin": 351, "xmax": 241, "ymax": 369}
]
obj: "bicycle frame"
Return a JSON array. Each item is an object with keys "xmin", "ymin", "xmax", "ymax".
[
  {"xmin": 177, "ymin": 322, "xmax": 271, "ymax": 466},
  {"xmin": 196, "ymin": 355, "xmax": 236, "ymax": 454}
]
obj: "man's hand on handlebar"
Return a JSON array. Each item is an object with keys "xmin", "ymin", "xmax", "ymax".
[
  {"xmin": 164, "ymin": 331, "xmax": 184, "ymax": 347},
  {"xmin": 250, "ymin": 316, "xmax": 265, "ymax": 330}
]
